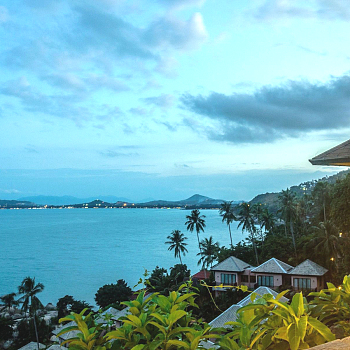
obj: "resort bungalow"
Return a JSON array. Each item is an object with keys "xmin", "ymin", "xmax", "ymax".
[
  {"xmin": 211, "ymin": 256, "xmax": 327, "ymax": 292},
  {"xmin": 251, "ymin": 258, "xmax": 294, "ymax": 289},
  {"xmin": 211, "ymin": 256, "xmax": 255, "ymax": 292},
  {"xmin": 289, "ymin": 259, "xmax": 328, "ymax": 291}
]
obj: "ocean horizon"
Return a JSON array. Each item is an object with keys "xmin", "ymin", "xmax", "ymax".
[{"xmin": 0, "ymin": 208, "xmax": 247, "ymax": 306}]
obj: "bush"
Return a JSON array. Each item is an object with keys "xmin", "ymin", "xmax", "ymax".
[{"xmin": 95, "ymin": 279, "xmax": 132, "ymax": 308}]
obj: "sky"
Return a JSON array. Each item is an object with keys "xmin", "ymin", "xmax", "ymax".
[{"xmin": 1, "ymin": 0, "xmax": 350, "ymax": 202}]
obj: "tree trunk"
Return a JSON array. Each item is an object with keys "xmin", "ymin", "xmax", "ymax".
[
  {"xmin": 290, "ymin": 220, "xmax": 297, "ymax": 257},
  {"xmin": 179, "ymin": 254, "xmax": 183, "ymax": 265},
  {"xmin": 323, "ymin": 202, "xmax": 327, "ymax": 222},
  {"xmin": 196, "ymin": 231, "xmax": 201, "ymax": 252},
  {"xmin": 228, "ymin": 224, "xmax": 233, "ymax": 248},
  {"xmin": 32, "ymin": 307, "xmax": 40, "ymax": 350},
  {"xmin": 251, "ymin": 232, "xmax": 259, "ymax": 265}
]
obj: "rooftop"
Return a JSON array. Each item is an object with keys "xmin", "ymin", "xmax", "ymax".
[
  {"xmin": 211, "ymin": 256, "xmax": 254, "ymax": 272},
  {"xmin": 289, "ymin": 259, "xmax": 328, "ymax": 276},
  {"xmin": 309, "ymin": 138, "xmax": 350, "ymax": 166},
  {"xmin": 251, "ymin": 257, "xmax": 294, "ymax": 274}
]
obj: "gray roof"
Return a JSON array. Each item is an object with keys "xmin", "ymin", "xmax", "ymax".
[
  {"xmin": 209, "ymin": 304, "xmax": 241, "ymax": 329},
  {"xmin": 47, "ymin": 345, "xmax": 66, "ymax": 350},
  {"xmin": 211, "ymin": 256, "xmax": 254, "ymax": 272},
  {"xmin": 17, "ymin": 342, "xmax": 45, "ymax": 350},
  {"xmin": 309, "ymin": 139, "xmax": 350, "ymax": 166},
  {"xmin": 52, "ymin": 321, "xmax": 80, "ymax": 341},
  {"xmin": 237, "ymin": 286, "xmax": 289, "ymax": 307},
  {"xmin": 251, "ymin": 258, "xmax": 294, "ymax": 274},
  {"xmin": 209, "ymin": 286, "xmax": 289, "ymax": 329},
  {"xmin": 289, "ymin": 259, "xmax": 328, "ymax": 276}
]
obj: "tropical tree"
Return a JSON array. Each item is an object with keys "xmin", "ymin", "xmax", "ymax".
[
  {"xmin": 219, "ymin": 201, "xmax": 236, "ymax": 248},
  {"xmin": 312, "ymin": 181, "xmax": 330, "ymax": 222},
  {"xmin": 0, "ymin": 292, "xmax": 18, "ymax": 313},
  {"xmin": 308, "ymin": 221, "xmax": 343, "ymax": 272},
  {"xmin": 278, "ymin": 188, "xmax": 298, "ymax": 255},
  {"xmin": 237, "ymin": 202, "xmax": 259, "ymax": 265},
  {"xmin": 185, "ymin": 209, "xmax": 206, "ymax": 251},
  {"xmin": 165, "ymin": 230, "xmax": 188, "ymax": 265},
  {"xmin": 197, "ymin": 236, "xmax": 220, "ymax": 269},
  {"xmin": 260, "ymin": 207, "xmax": 275, "ymax": 235},
  {"xmin": 251, "ymin": 203, "xmax": 265, "ymax": 244},
  {"xmin": 18, "ymin": 277, "xmax": 44, "ymax": 350}
]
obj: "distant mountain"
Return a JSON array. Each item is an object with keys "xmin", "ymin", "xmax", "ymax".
[
  {"xmin": 249, "ymin": 169, "xmax": 350, "ymax": 213},
  {"xmin": 139, "ymin": 194, "xmax": 226, "ymax": 208},
  {"xmin": 18, "ymin": 195, "xmax": 132, "ymax": 206}
]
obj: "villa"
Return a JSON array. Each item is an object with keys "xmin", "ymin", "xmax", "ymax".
[{"xmin": 211, "ymin": 256, "xmax": 328, "ymax": 292}]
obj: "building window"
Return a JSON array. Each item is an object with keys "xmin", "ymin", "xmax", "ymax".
[
  {"xmin": 241, "ymin": 275, "xmax": 248, "ymax": 282},
  {"xmin": 293, "ymin": 278, "xmax": 311, "ymax": 289},
  {"xmin": 221, "ymin": 273, "xmax": 236, "ymax": 285},
  {"xmin": 250, "ymin": 275, "xmax": 256, "ymax": 283},
  {"xmin": 257, "ymin": 275, "xmax": 274, "ymax": 287}
]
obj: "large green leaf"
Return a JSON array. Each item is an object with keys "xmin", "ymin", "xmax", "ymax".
[
  {"xmin": 290, "ymin": 293, "xmax": 304, "ymax": 318},
  {"xmin": 288, "ymin": 323, "xmax": 301, "ymax": 350},
  {"xmin": 308, "ymin": 317, "xmax": 335, "ymax": 342}
]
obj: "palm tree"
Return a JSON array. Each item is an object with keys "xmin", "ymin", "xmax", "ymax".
[
  {"xmin": 308, "ymin": 221, "xmax": 343, "ymax": 271},
  {"xmin": 185, "ymin": 209, "xmax": 206, "ymax": 251},
  {"xmin": 219, "ymin": 201, "xmax": 236, "ymax": 248},
  {"xmin": 237, "ymin": 202, "xmax": 259, "ymax": 265},
  {"xmin": 165, "ymin": 230, "xmax": 188, "ymax": 265},
  {"xmin": 312, "ymin": 181, "xmax": 330, "ymax": 222},
  {"xmin": 197, "ymin": 236, "xmax": 219, "ymax": 269},
  {"xmin": 0, "ymin": 292, "xmax": 18, "ymax": 313},
  {"xmin": 260, "ymin": 207, "xmax": 275, "ymax": 235},
  {"xmin": 252, "ymin": 203, "xmax": 265, "ymax": 244},
  {"xmin": 18, "ymin": 277, "xmax": 44, "ymax": 350},
  {"xmin": 278, "ymin": 188, "xmax": 297, "ymax": 256}
]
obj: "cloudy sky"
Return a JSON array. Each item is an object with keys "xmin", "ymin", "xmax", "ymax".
[{"xmin": 1, "ymin": 0, "xmax": 350, "ymax": 201}]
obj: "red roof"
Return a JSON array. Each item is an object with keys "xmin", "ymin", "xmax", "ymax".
[{"xmin": 192, "ymin": 270, "xmax": 210, "ymax": 280}]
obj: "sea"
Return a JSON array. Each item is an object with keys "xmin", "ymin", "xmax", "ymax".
[{"xmin": 0, "ymin": 208, "xmax": 246, "ymax": 306}]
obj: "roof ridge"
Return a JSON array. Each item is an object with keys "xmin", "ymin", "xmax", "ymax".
[
  {"xmin": 273, "ymin": 257, "xmax": 288, "ymax": 273},
  {"xmin": 209, "ymin": 303, "xmax": 240, "ymax": 325}
]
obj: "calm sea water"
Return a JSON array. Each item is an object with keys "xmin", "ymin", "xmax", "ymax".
[{"xmin": 0, "ymin": 208, "xmax": 246, "ymax": 306}]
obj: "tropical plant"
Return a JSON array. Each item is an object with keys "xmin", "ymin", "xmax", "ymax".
[
  {"xmin": 0, "ymin": 292, "xmax": 18, "ymax": 313},
  {"xmin": 185, "ymin": 209, "xmax": 206, "ymax": 251},
  {"xmin": 165, "ymin": 230, "xmax": 188, "ymax": 265},
  {"xmin": 220, "ymin": 291, "xmax": 335, "ymax": 350},
  {"xmin": 278, "ymin": 188, "xmax": 298, "ymax": 255},
  {"xmin": 219, "ymin": 201, "xmax": 236, "ymax": 248},
  {"xmin": 309, "ymin": 275, "xmax": 350, "ymax": 337},
  {"xmin": 18, "ymin": 277, "xmax": 44, "ymax": 350},
  {"xmin": 197, "ymin": 236, "xmax": 220, "ymax": 269},
  {"xmin": 59, "ymin": 283, "xmax": 218, "ymax": 350},
  {"xmin": 237, "ymin": 202, "xmax": 259, "ymax": 265}
]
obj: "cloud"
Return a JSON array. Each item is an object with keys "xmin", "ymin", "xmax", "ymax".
[
  {"xmin": 0, "ymin": 188, "xmax": 21, "ymax": 194},
  {"xmin": 254, "ymin": 0, "xmax": 350, "ymax": 21},
  {"xmin": 144, "ymin": 12, "xmax": 208, "ymax": 51},
  {"xmin": 181, "ymin": 73, "xmax": 350, "ymax": 143},
  {"xmin": 99, "ymin": 150, "xmax": 139, "ymax": 158},
  {"xmin": 142, "ymin": 94, "xmax": 175, "ymax": 109},
  {"xmin": 157, "ymin": 0, "xmax": 205, "ymax": 10}
]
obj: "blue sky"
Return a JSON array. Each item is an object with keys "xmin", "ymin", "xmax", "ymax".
[{"xmin": 1, "ymin": 0, "xmax": 349, "ymax": 201}]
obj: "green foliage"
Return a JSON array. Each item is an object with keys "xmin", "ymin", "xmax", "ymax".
[
  {"xmin": 220, "ymin": 291, "xmax": 335, "ymax": 350},
  {"xmin": 57, "ymin": 295, "xmax": 75, "ymax": 319},
  {"xmin": 0, "ymin": 316, "xmax": 14, "ymax": 341},
  {"xmin": 197, "ymin": 236, "xmax": 219, "ymax": 269},
  {"xmin": 330, "ymin": 174, "xmax": 350, "ymax": 232},
  {"xmin": 309, "ymin": 275, "xmax": 350, "ymax": 337},
  {"xmin": 60, "ymin": 283, "xmax": 217, "ymax": 350},
  {"xmin": 95, "ymin": 280, "xmax": 132, "ymax": 309},
  {"xmin": 14, "ymin": 317, "xmax": 53, "ymax": 348}
]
